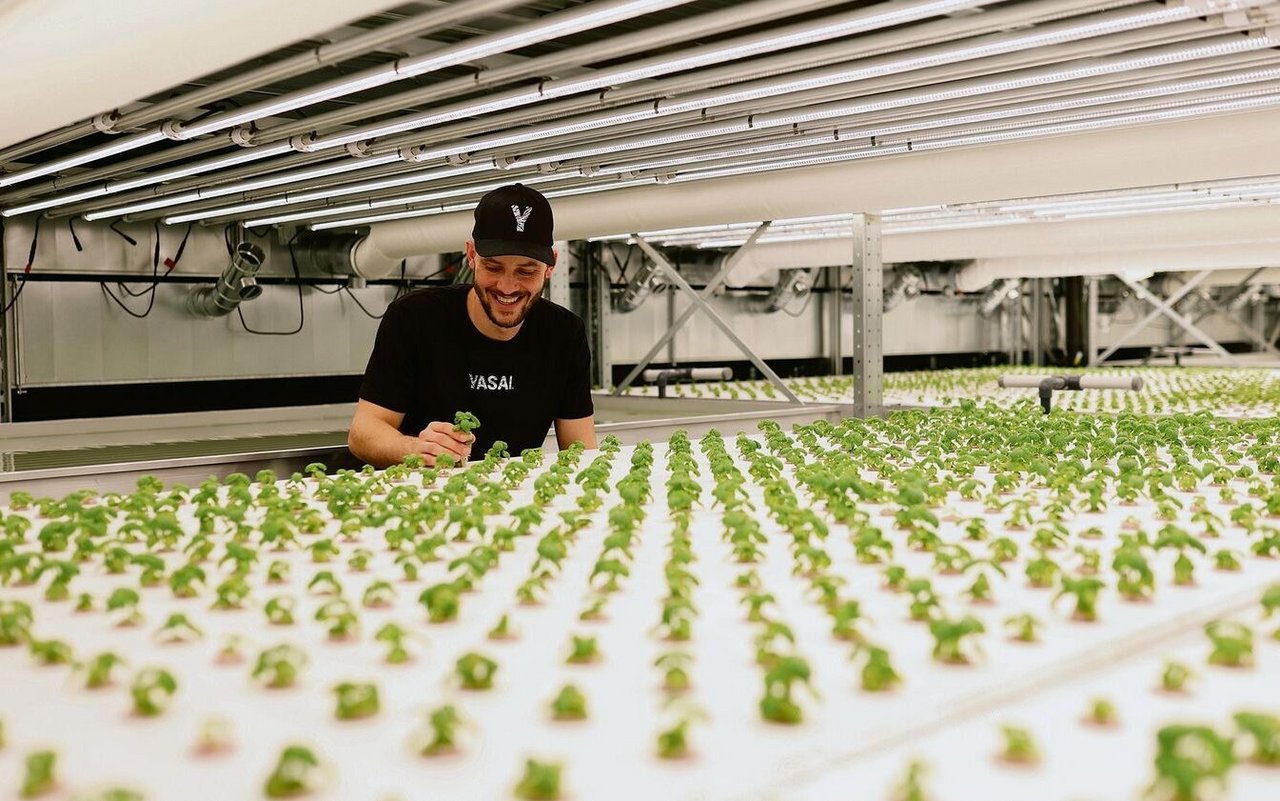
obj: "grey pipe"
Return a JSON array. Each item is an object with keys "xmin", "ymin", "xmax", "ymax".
[
  {"xmin": 998, "ymin": 374, "xmax": 1144, "ymax": 390},
  {"xmin": 0, "ymin": 0, "xmax": 527, "ymax": 169},
  {"xmin": 94, "ymin": 51, "xmax": 1275, "ymax": 225},
  {"xmin": 644, "ymin": 367, "xmax": 733, "ymax": 397},
  {"xmin": 2, "ymin": 0, "xmax": 1177, "ymax": 214},
  {"xmin": 999, "ymin": 372, "xmax": 1143, "ymax": 412},
  {"xmin": 5, "ymin": 0, "xmax": 1141, "ymax": 207},
  {"xmin": 252, "ymin": 0, "xmax": 844, "ymax": 145},
  {"xmin": 2, "ymin": 0, "xmax": 687, "ymax": 189},
  {"xmin": 2, "ymin": 0, "xmax": 836, "ymax": 206},
  {"xmin": 186, "ymin": 242, "xmax": 266, "ymax": 317},
  {"xmin": 109, "ymin": 0, "xmax": 528, "ymax": 133}
]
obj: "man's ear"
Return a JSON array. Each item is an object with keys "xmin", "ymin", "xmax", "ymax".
[{"xmin": 546, "ymin": 247, "xmax": 559, "ymax": 274}]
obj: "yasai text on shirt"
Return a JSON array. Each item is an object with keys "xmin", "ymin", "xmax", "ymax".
[{"xmin": 470, "ymin": 374, "xmax": 515, "ymax": 391}]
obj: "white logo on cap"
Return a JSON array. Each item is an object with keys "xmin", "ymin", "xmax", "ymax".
[{"xmin": 511, "ymin": 205, "xmax": 533, "ymax": 232}]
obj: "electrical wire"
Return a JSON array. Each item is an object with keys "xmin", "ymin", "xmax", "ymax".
[
  {"xmin": 341, "ymin": 260, "xmax": 409, "ymax": 320},
  {"xmin": 108, "ymin": 219, "xmax": 137, "ymax": 246},
  {"xmin": 606, "ymin": 243, "xmax": 634, "ymax": 283},
  {"xmin": 1, "ymin": 217, "xmax": 41, "ymax": 315},
  {"xmin": 67, "ymin": 217, "xmax": 83, "ymax": 252},
  {"xmin": 236, "ymin": 233, "xmax": 304, "ymax": 336},
  {"xmin": 780, "ymin": 289, "xmax": 815, "ymax": 318},
  {"xmin": 101, "ymin": 221, "xmax": 193, "ymax": 318}
]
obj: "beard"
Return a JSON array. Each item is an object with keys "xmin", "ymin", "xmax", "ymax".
[{"xmin": 476, "ymin": 284, "xmax": 539, "ymax": 329}]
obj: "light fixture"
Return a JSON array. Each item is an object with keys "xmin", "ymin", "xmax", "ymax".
[
  {"xmin": 306, "ymin": 178, "xmax": 653, "ymax": 230},
  {"xmin": 0, "ymin": 143, "xmax": 296, "ymax": 216},
  {"xmin": 164, "ymin": 163, "xmax": 494, "ymax": 225},
  {"xmin": 244, "ymin": 174, "xmax": 564, "ymax": 227},
  {"xmin": 175, "ymin": 0, "xmax": 687, "ymax": 140},
  {"xmin": 0, "ymin": 131, "xmax": 167, "ymax": 188},
  {"xmin": 658, "ymin": 4, "xmax": 1209, "ymax": 117},
  {"xmin": 313, "ymin": 0, "xmax": 987, "ymax": 149},
  {"xmin": 82, "ymin": 154, "xmax": 401, "ymax": 220}
]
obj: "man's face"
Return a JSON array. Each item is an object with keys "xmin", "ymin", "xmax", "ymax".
[{"xmin": 468, "ymin": 245, "xmax": 555, "ymax": 330}]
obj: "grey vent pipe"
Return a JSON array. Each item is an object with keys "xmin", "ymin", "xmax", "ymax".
[{"xmin": 187, "ymin": 242, "xmax": 266, "ymax": 317}]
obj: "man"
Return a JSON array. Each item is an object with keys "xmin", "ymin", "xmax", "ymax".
[{"xmin": 348, "ymin": 183, "xmax": 597, "ymax": 468}]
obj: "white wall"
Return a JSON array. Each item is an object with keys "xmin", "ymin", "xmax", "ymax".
[
  {"xmin": 11, "ymin": 281, "xmax": 391, "ymax": 387},
  {"xmin": 607, "ymin": 292, "xmax": 1003, "ymax": 364}
]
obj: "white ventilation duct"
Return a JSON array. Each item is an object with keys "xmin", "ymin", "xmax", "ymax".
[{"xmin": 348, "ymin": 106, "xmax": 1280, "ymax": 275}]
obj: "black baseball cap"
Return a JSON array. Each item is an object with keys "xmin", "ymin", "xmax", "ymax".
[{"xmin": 472, "ymin": 183, "xmax": 555, "ymax": 265}]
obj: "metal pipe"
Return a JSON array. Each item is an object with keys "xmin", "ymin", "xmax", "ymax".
[
  {"xmin": 299, "ymin": 0, "xmax": 1004, "ymax": 151},
  {"xmin": 74, "ymin": 24, "xmax": 1272, "ymax": 226},
  {"xmin": 2, "ymin": 0, "xmax": 1154, "ymax": 208},
  {"xmin": 371, "ymin": 1, "xmax": 1218, "ymax": 155},
  {"xmin": 0, "ymin": 121, "xmax": 100, "ymax": 171},
  {"xmin": 109, "ymin": 0, "xmax": 529, "ymax": 132},
  {"xmin": 7, "ymin": 0, "xmax": 1218, "ymax": 218},
  {"xmin": 94, "ymin": 54, "xmax": 1280, "ymax": 226},
  {"xmin": 186, "ymin": 242, "xmax": 266, "ymax": 316},
  {"xmin": 27, "ymin": 47, "xmax": 1273, "ymax": 222},
  {"xmin": 1, "ymin": 0, "xmax": 693, "ymax": 187},
  {"xmin": 249, "ymin": 0, "xmax": 846, "ymax": 144},
  {"xmin": 0, "ymin": 2, "xmax": 528, "ymax": 166},
  {"xmin": 3, "ymin": 0, "xmax": 839, "ymax": 205}
]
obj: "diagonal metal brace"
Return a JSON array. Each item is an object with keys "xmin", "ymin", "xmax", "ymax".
[
  {"xmin": 614, "ymin": 222, "xmax": 773, "ymax": 393},
  {"xmin": 620, "ymin": 230, "xmax": 801, "ymax": 404},
  {"xmin": 1093, "ymin": 271, "xmax": 1209, "ymax": 364},
  {"xmin": 1180, "ymin": 267, "xmax": 1279, "ymax": 356},
  {"xmin": 1117, "ymin": 273, "xmax": 1238, "ymax": 363}
]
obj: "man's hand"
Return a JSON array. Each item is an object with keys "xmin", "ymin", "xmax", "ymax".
[{"xmin": 413, "ymin": 421, "xmax": 474, "ymax": 465}]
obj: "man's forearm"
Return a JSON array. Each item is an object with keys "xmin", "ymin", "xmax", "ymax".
[{"xmin": 348, "ymin": 419, "xmax": 417, "ymax": 469}]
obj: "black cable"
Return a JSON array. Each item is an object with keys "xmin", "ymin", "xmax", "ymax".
[
  {"xmin": 115, "ymin": 221, "xmax": 161, "ymax": 297},
  {"xmin": 100, "ymin": 283, "xmax": 158, "ymax": 318},
  {"xmin": 108, "ymin": 220, "xmax": 137, "ymax": 246},
  {"xmin": 237, "ymin": 233, "xmax": 304, "ymax": 336},
  {"xmin": 341, "ymin": 261, "xmax": 409, "ymax": 319},
  {"xmin": 606, "ymin": 244, "xmax": 630, "ymax": 283},
  {"xmin": 67, "ymin": 218, "xmax": 83, "ymax": 252},
  {"xmin": 2, "ymin": 218, "xmax": 42, "ymax": 314},
  {"xmin": 1, "ymin": 277, "xmax": 24, "ymax": 315},
  {"xmin": 2, "ymin": 218, "xmax": 41, "ymax": 315},
  {"xmin": 104, "ymin": 220, "xmax": 161, "ymax": 314}
]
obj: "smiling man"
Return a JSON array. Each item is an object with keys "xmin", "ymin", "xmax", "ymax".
[{"xmin": 348, "ymin": 183, "xmax": 597, "ymax": 468}]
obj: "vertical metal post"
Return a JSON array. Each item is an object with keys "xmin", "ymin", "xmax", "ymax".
[
  {"xmin": 1086, "ymin": 276, "xmax": 1099, "ymax": 366},
  {"xmin": 0, "ymin": 228, "xmax": 12, "ymax": 424},
  {"xmin": 1253, "ymin": 300, "xmax": 1265, "ymax": 352},
  {"xmin": 666, "ymin": 285, "xmax": 677, "ymax": 367},
  {"xmin": 1006, "ymin": 291, "xmax": 1020, "ymax": 366},
  {"xmin": 826, "ymin": 264, "xmax": 844, "ymax": 376},
  {"xmin": 1030, "ymin": 278, "xmax": 1043, "ymax": 367},
  {"xmin": 548, "ymin": 239, "xmax": 571, "ymax": 307},
  {"xmin": 850, "ymin": 214, "xmax": 882, "ymax": 418},
  {"xmin": 584, "ymin": 243, "xmax": 612, "ymax": 390}
]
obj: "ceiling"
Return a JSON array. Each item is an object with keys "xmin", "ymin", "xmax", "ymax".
[{"xmin": 3, "ymin": 0, "xmax": 1280, "ymax": 243}]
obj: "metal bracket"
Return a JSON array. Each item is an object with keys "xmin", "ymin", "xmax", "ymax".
[
  {"xmin": 614, "ymin": 225, "xmax": 802, "ymax": 404},
  {"xmin": 1108, "ymin": 272, "xmax": 1238, "ymax": 364},
  {"xmin": 613, "ymin": 223, "xmax": 771, "ymax": 394},
  {"xmin": 1092, "ymin": 271, "xmax": 1221, "ymax": 364},
  {"xmin": 1178, "ymin": 267, "xmax": 1279, "ymax": 356}
]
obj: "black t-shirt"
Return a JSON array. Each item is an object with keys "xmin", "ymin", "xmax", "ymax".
[{"xmin": 359, "ymin": 285, "xmax": 593, "ymax": 456}]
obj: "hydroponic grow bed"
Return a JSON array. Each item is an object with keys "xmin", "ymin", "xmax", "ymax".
[{"xmin": 1, "ymin": 405, "xmax": 1277, "ymax": 800}]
